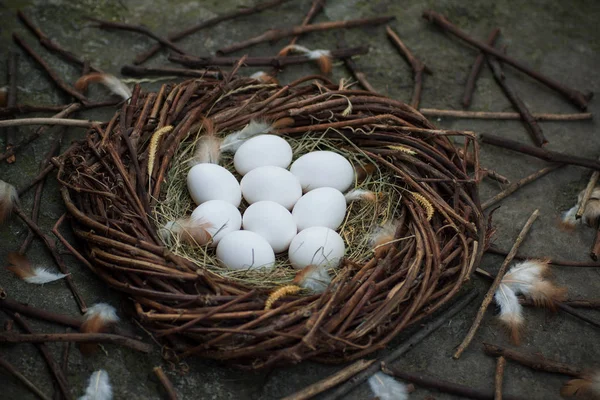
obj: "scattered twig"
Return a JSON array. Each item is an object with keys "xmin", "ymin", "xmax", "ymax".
[
  {"xmin": 486, "ymin": 244, "xmax": 600, "ymax": 268},
  {"xmin": 282, "ymin": 359, "xmax": 375, "ymax": 400},
  {"xmin": 153, "ymin": 366, "xmax": 178, "ymax": 400},
  {"xmin": 121, "ymin": 65, "xmax": 222, "ymax": 78},
  {"xmin": 386, "ymin": 25, "xmax": 430, "ymax": 108},
  {"xmin": 495, "ymin": 356, "xmax": 506, "ymax": 400},
  {"xmin": 0, "ymin": 298, "xmax": 81, "ymax": 329},
  {"xmin": 217, "ymin": 16, "xmax": 394, "ymax": 54},
  {"xmin": 576, "ymin": 167, "xmax": 600, "ymax": 219},
  {"xmin": 420, "ymin": 108, "xmax": 593, "ymax": 121},
  {"xmin": 5, "ymin": 51, "xmax": 19, "ymax": 162},
  {"xmin": 462, "ymin": 28, "xmax": 500, "ymax": 108},
  {"xmin": 337, "ymin": 32, "xmax": 376, "ymax": 92},
  {"xmin": 422, "ymin": 10, "xmax": 592, "ymax": 110},
  {"xmin": 481, "ymin": 164, "xmax": 562, "ymax": 209},
  {"xmin": 479, "ymin": 133, "xmax": 600, "ymax": 171},
  {"xmin": 0, "ymin": 117, "xmax": 101, "ymax": 128},
  {"xmin": 487, "ymin": 56, "xmax": 547, "ymax": 147},
  {"xmin": 288, "ymin": 0, "xmax": 326, "ymax": 46},
  {"xmin": 321, "ymin": 289, "xmax": 478, "ymax": 400},
  {"xmin": 0, "ymin": 332, "xmax": 152, "ymax": 353},
  {"xmin": 454, "ymin": 209, "xmax": 539, "ymax": 359},
  {"xmin": 53, "ymin": 336, "xmax": 70, "ymax": 400},
  {"xmin": 555, "ymin": 302, "xmax": 600, "ymax": 330},
  {"xmin": 381, "ymin": 364, "xmax": 524, "ymax": 400},
  {"xmin": 591, "ymin": 231, "xmax": 600, "ymax": 261},
  {"xmin": 0, "ymin": 104, "xmax": 68, "ymax": 117},
  {"xmin": 17, "ymin": 10, "xmax": 102, "ymax": 73},
  {"xmin": 133, "ymin": 0, "xmax": 292, "ymax": 64},
  {"xmin": 12, "ymin": 33, "xmax": 89, "ymax": 104},
  {"xmin": 18, "ymin": 164, "xmax": 56, "ymax": 196},
  {"xmin": 169, "ymin": 46, "xmax": 369, "ymax": 68},
  {"xmin": 88, "ymin": 18, "xmax": 187, "ymax": 55},
  {"xmin": 482, "ymin": 343, "xmax": 582, "ymax": 377},
  {"xmin": 0, "ymin": 355, "xmax": 51, "ymax": 400},
  {"xmin": 520, "ymin": 297, "xmax": 600, "ymax": 309},
  {"xmin": 482, "ymin": 168, "xmax": 510, "ymax": 185}
]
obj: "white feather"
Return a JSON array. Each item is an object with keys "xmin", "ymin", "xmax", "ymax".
[
  {"xmin": 220, "ymin": 120, "xmax": 272, "ymax": 152},
  {"xmin": 369, "ymin": 221, "xmax": 398, "ymax": 247},
  {"xmin": 250, "ymin": 71, "xmax": 268, "ymax": 80},
  {"xmin": 23, "ymin": 267, "xmax": 68, "ymax": 284},
  {"xmin": 368, "ymin": 372, "xmax": 409, "ymax": 400},
  {"xmin": 561, "ymin": 204, "xmax": 580, "ymax": 228},
  {"xmin": 79, "ymin": 370, "xmax": 112, "ymax": 400},
  {"xmin": 100, "ymin": 74, "xmax": 132, "ymax": 101},
  {"xmin": 307, "ymin": 49, "xmax": 331, "ymax": 60},
  {"xmin": 494, "ymin": 284, "xmax": 523, "ymax": 326},
  {"xmin": 298, "ymin": 265, "xmax": 331, "ymax": 293},
  {"xmin": 190, "ymin": 135, "xmax": 221, "ymax": 165},
  {"xmin": 344, "ymin": 189, "xmax": 376, "ymax": 203},
  {"xmin": 84, "ymin": 303, "xmax": 119, "ymax": 324},
  {"xmin": 502, "ymin": 261, "xmax": 545, "ymax": 296}
]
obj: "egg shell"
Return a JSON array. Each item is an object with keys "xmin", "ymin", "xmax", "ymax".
[
  {"xmin": 241, "ymin": 166, "xmax": 302, "ymax": 210},
  {"xmin": 187, "ymin": 163, "xmax": 241, "ymax": 206},
  {"xmin": 234, "ymin": 135, "xmax": 293, "ymax": 176},
  {"xmin": 243, "ymin": 201, "xmax": 297, "ymax": 253},
  {"xmin": 190, "ymin": 200, "xmax": 242, "ymax": 247},
  {"xmin": 290, "ymin": 151, "xmax": 354, "ymax": 192},
  {"xmin": 292, "ymin": 187, "xmax": 347, "ymax": 231},
  {"xmin": 288, "ymin": 227, "xmax": 345, "ymax": 269},
  {"xmin": 216, "ymin": 231, "xmax": 275, "ymax": 270}
]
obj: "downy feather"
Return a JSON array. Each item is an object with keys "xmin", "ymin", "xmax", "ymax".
[
  {"xmin": 79, "ymin": 370, "xmax": 112, "ymax": 400},
  {"xmin": 278, "ymin": 45, "xmax": 332, "ymax": 74},
  {"xmin": 83, "ymin": 303, "xmax": 119, "ymax": 326},
  {"xmin": 161, "ymin": 218, "xmax": 213, "ymax": 246},
  {"xmin": 80, "ymin": 303, "xmax": 119, "ymax": 354},
  {"xmin": 190, "ymin": 118, "xmax": 221, "ymax": 165},
  {"xmin": 6, "ymin": 252, "xmax": 67, "ymax": 284},
  {"xmin": 75, "ymin": 73, "xmax": 131, "ymax": 101},
  {"xmin": 368, "ymin": 372, "xmax": 409, "ymax": 400},
  {"xmin": 370, "ymin": 220, "xmax": 400, "ymax": 258},
  {"xmin": 560, "ymin": 205, "xmax": 580, "ymax": 231},
  {"xmin": 293, "ymin": 264, "xmax": 331, "ymax": 293},
  {"xmin": 344, "ymin": 189, "xmax": 377, "ymax": 203},
  {"xmin": 0, "ymin": 180, "xmax": 18, "ymax": 225},
  {"xmin": 220, "ymin": 120, "xmax": 273, "ymax": 153},
  {"xmin": 494, "ymin": 284, "xmax": 523, "ymax": 345},
  {"xmin": 561, "ymin": 371, "xmax": 600, "ymax": 398}
]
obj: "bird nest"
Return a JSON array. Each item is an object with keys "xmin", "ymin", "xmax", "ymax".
[{"xmin": 57, "ymin": 73, "xmax": 485, "ymax": 368}]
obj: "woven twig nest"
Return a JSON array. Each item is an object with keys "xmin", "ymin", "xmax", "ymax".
[{"xmin": 58, "ymin": 73, "xmax": 485, "ymax": 368}]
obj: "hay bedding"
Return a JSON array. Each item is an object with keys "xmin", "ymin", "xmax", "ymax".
[{"xmin": 58, "ymin": 72, "xmax": 485, "ymax": 368}]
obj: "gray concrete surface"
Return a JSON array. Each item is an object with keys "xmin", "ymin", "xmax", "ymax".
[{"xmin": 1, "ymin": 0, "xmax": 599, "ymax": 399}]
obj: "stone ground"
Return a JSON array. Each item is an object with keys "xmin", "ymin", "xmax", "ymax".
[{"xmin": 1, "ymin": 0, "xmax": 599, "ymax": 399}]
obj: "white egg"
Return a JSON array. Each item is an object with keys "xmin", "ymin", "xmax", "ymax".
[
  {"xmin": 288, "ymin": 227, "xmax": 345, "ymax": 269},
  {"xmin": 216, "ymin": 230, "xmax": 275, "ymax": 270},
  {"xmin": 290, "ymin": 151, "xmax": 354, "ymax": 192},
  {"xmin": 187, "ymin": 163, "xmax": 241, "ymax": 206},
  {"xmin": 241, "ymin": 166, "xmax": 302, "ymax": 210},
  {"xmin": 190, "ymin": 200, "xmax": 242, "ymax": 247},
  {"xmin": 234, "ymin": 135, "xmax": 293, "ymax": 176},
  {"xmin": 243, "ymin": 201, "xmax": 297, "ymax": 253},
  {"xmin": 292, "ymin": 187, "xmax": 347, "ymax": 231}
]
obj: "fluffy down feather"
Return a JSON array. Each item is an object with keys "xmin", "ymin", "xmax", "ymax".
[
  {"xmin": 293, "ymin": 264, "xmax": 331, "ymax": 293},
  {"xmin": 75, "ymin": 73, "xmax": 131, "ymax": 101},
  {"xmin": 79, "ymin": 370, "xmax": 112, "ymax": 400},
  {"xmin": 368, "ymin": 372, "xmax": 409, "ymax": 400},
  {"xmin": 561, "ymin": 371, "xmax": 600, "ymax": 398},
  {"xmin": 6, "ymin": 252, "xmax": 67, "ymax": 284},
  {"xmin": 494, "ymin": 284, "xmax": 523, "ymax": 345},
  {"xmin": 220, "ymin": 120, "xmax": 273, "ymax": 153}
]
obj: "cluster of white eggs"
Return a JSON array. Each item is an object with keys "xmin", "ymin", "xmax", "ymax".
[{"xmin": 183, "ymin": 133, "xmax": 357, "ymax": 274}]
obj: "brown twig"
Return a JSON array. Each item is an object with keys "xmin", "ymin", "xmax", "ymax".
[
  {"xmin": 382, "ymin": 364, "xmax": 524, "ymax": 400},
  {"xmin": 555, "ymin": 302, "xmax": 600, "ymax": 330},
  {"xmin": 591, "ymin": 231, "xmax": 600, "ymax": 261},
  {"xmin": 422, "ymin": 10, "xmax": 592, "ymax": 110},
  {"xmin": 479, "ymin": 133, "xmax": 600, "ymax": 171},
  {"xmin": 495, "ymin": 356, "xmax": 506, "ymax": 400},
  {"xmin": 336, "ymin": 33, "xmax": 376, "ymax": 92},
  {"xmin": 12, "ymin": 33, "xmax": 89, "ymax": 104},
  {"xmin": 0, "ymin": 104, "xmax": 67, "ymax": 117},
  {"xmin": 17, "ymin": 10, "xmax": 102, "ymax": 73},
  {"xmin": 18, "ymin": 164, "xmax": 56, "ymax": 196},
  {"xmin": 5, "ymin": 51, "xmax": 19, "ymax": 162},
  {"xmin": 13, "ymin": 207, "xmax": 88, "ymax": 313},
  {"xmin": 7, "ymin": 313, "xmax": 73, "ymax": 400},
  {"xmin": 463, "ymin": 28, "xmax": 500, "ymax": 108},
  {"xmin": 487, "ymin": 56, "xmax": 547, "ymax": 147},
  {"xmin": 0, "ymin": 298, "xmax": 81, "ymax": 329},
  {"xmin": 321, "ymin": 289, "xmax": 478, "ymax": 400},
  {"xmin": 419, "ymin": 108, "xmax": 593, "ymax": 121},
  {"xmin": 0, "ymin": 332, "xmax": 152, "ymax": 353},
  {"xmin": 121, "ymin": 65, "xmax": 222, "ymax": 78},
  {"xmin": 169, "ymin": 46, "xmax": 369, "ymax": 68},
  {"xmin": 133, "ymin": 0, "xmax": 292, "ymax": 64},
  {"xmin": 482, "ymin": 169, "xmax": 510, "ymax": 185},
  {"xmin": 520, "ymin": 297, "xmax": 600, "ymax": 309},
  {"xmin": 288, "ymin": 0, "xmax": 326, "ymax": 46},
  {"xmin": 88, "ymin": 18, "xmax": 187, "ymax": 55},
  {"xmin": 153, "ymin": 366, "xmax": 178, "ymax": 400},
  {"xmin": 481, "ymin": 164, "xmax": 562, "ymax": 209},
  {"xmin": 576, "ymin": 168, "xmax": 600, "ymax": 219},
  {"xmin": 282, "ymin": 359, "xmax": 375, "ymax": 400},
  {"xmin": 0, "ymin": 117, "xmax": 101, "ymax": 128},
  {"xmin": 454, "ymin": 209, "xmax": 539, "ymax": 359},
  {"xmin": 217, "ymin": 16, "xmax": 394, "ymax": 54},
  {"xmin": 482, "ymin": 343, "xmax": 582, "ymax": 377},
  {"xmin": 0, "ymin": 355, "xmax": 51, "ymax": 400},
  {"xmin": 486, "ymin": 244, "xmax": 600, "ymax": 268},
  {"xmin": 53, "ymin": 337, "xmax": 70, "ymax": 400},
  {"xmin": 386, "ymin": 25, "xmax": 430, "ymax": 108}
]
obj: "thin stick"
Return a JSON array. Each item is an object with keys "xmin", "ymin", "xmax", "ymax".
[
  {"xmin": 382, "ymin": 364, "xmax": 524, "ymax": 400},
  {"xmin": 337, "ymin": 33, "xmax": 376, "ymax": 92},
  {"xmin": 0, "ymin": 356, "xmax": 51, "ymax": 400},
  {"xmin": 0, "ymin": 332, "xmax": 152, "ymax": 353},
  {"xmin": 576, "ymin": 169, "xmax": 600, "ymax": 219},
  {"xmin": 5, "ymin": 51, "xmax": 19, "ymax": 161},
  {"xmin": 481, "ymin": 164, "xmax": 562, "ymax": 209},
  {"xmin": 0, "ymin": 100, "xmax": 118, "ymax": 118},
  {"xmin": 0, "ymin": 117, "xmax": 100, "ymax": 128},
  {"xmin": 282, "ymin": 359, "xmax": 375, "ymax": 400},
  {"xmin": 17, "ymin": 10, "xmax": 102, "ymax": 73},
  {"xmin": 422, "ymin": 11, "xmax": 592, "ymax": 110},
  {"xmin": 486, "ymin": 244, "xmax": 600, "ymax": 268},
  {"xmin": 495, "ymin": 356, "xmax": 506, "ymax": 400},
  {"xmin": 288, "ymin": 0, "xmax": 326, "ymax": 46},
  {"xmin": 555, "ymin": 302, "xmax": 600, "ymax": 330},
  {"xmin": 482, "ymin": 343, "xmax": 582, "ymax": 377},
  {"xmin": 453, "ymin": 209, "xmax": 539, "ymax": 359},
  {"xmin": 133, "ymin": 0, "xmax": 292, "ymax": 64},
  {"xmin": 153, "ymin": 366, "xmax": 178, "ymax": 400},
  {"xmin": 170, "ymin": 46, "xmax": 369, "ymax": 68},
  {"xmin": 8, "ymin": 313, "xmax": 73, "ymax": 400},
  {"xmin": 217, "ymin": 16, "xmax": 394, "ymax": 54},
  {"xmin": 591, "ymin": 231, "xmax": 600, "ymax": 261},
  {"xmin": 121, "ymin": 65, "xmax": 222, "ymax": 78},
  {"xmin": 18, "ymin": 164, "xmax": 56, "ymax": 196},
  {"xmin": 479, "ymin": 133, "xmax": 600, "ymax": 171},
  {"xmin": 420, "ymin": 108, "xmax": 593, "ymax": 121},
  {"xmin": 520, "ymin": 297, "xmax": 600, "ymax": 309},
  {"xmin": 53, "ymin": 337, "xmax": 70, "ymax": 400},
  {"xmin": 386, "ymin": 25, "xmax": 430, "ymax": 108},
  {"xmin": 0, "ymin": 298, "xmax": 81, "ymax": 328},
  {"xmin": 12, "ymin": 34, "xmax": 89, "ymax": 104},
  {"xmin": 487, "ymin": 56, "xmax": 547, "ymax": 147},
  {"xmin": 88, "ymin": 18, "xmax": 187, "ymax": 55},
  {"xmin": 322, "ymin": 289, "xmax": 478, "ymax": 400},
  {"xmin": 463, "ymin": 28, "xmax": 500, "ymax": 108}
]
